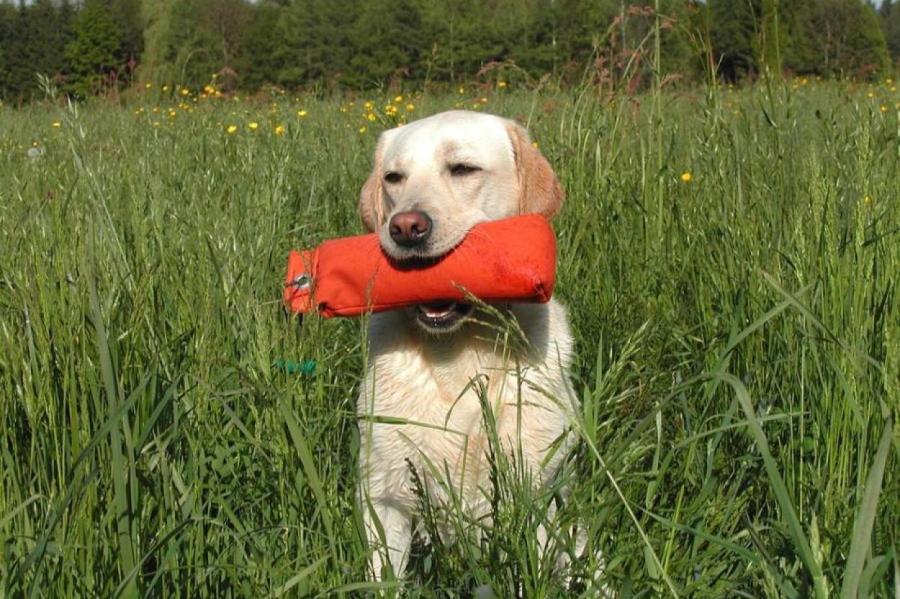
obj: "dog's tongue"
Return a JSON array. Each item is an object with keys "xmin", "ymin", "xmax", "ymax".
[{"xmin": 421, "ymin": 301, "xmax": 456, "ymax": 317}]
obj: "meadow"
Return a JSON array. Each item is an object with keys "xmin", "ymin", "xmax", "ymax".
[{"xmin": 0, "ymin": 79, "xmax": 897, "ymax": 597}]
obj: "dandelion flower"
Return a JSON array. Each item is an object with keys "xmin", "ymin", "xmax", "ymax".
[
  {"xmin": 366, "ymin": 113, "xmax": 376, "ymax": 122},
  {"xmin": 181, "ymin": 88, "xmax": 190, "ymax": 96},
  {"xmin": 226, "ymin": 125, "xmax": 237, "ymax": 134},
  {"xmin": 863, "ymin": 195, "xmax": 872, "ymax": 205},
  {"xmin": 145, "ymin": 82, "xmax": 152, "ymax": 89},
  {"xmin": 297, "ymin": 109, "xmax": 308, "ymax": 118},
  {"xmin": 480, "ymin": 97, "xmax": 488, "ymax": 104},
  {"xmin": 248, "ymin": 122, "xmax": 259, "ymax": 131},
  {"xmin": 51, "ymin": 121, "xmax": 61, "ymax": 128},
  {"xmin": 880, "ymin": 105, "xmax": 887, "ymax": 113},
  {"xmin": 275, "ymin": 124, "xmax": 285, "ymax": 136},
  {"xmin": 168, "ymin": 109, "xmax": 177, "ymax": 117},
  {"xmin": 497, "ymin": 80, "xmax": 507, "ymax": 88},
  {"xmin": 358, "ymin": 126, "xmax": 367, "ymax": 134},
  {"xmin": 406, "ymin": 103, "xmax": 415, "ymax": 112},
  {"xmin": 162, "ymin": 85, "xmax": 169, "ymax": 92},
  {"xmin": 680, "ymin": 171, "xmax": 692, "ymax": 183},
  {"xmin": 363, "ymin": 101, "xmax": 374, "ymax": 110},
  {"xmin": 867, "ymin": 91, "xmax": 875, "ymax": 98},
  {"xmin": 531, "ymin": 141, "xmax": 539, "ymax": 148},
  {"xmin": 394, "ymin": 95, "xmax": 403, "ymax": 103}
]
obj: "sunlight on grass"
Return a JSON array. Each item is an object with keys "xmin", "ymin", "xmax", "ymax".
[{"xmin": 0, "ymin": 80, "xmax": 897, "ymax": 596}]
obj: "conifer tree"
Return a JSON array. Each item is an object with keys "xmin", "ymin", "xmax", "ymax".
[{"xmin": 65, "ymin": 0, "xmax": 122, "ymax": 97}]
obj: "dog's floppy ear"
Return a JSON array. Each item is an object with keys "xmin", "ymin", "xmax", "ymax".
[
  {"xmin": 359, "ymin": 134, "xmax": 388, "ymax": 232},
  {"xmin": 506, "ymin": 121, "xmax": 564, "ymax": 218}
]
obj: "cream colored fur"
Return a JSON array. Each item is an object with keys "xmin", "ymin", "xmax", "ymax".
[{"xmin": 356, "ymin": 110, "xmax": 577, "ymax": 580}]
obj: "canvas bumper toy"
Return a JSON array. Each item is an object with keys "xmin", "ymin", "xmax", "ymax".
[{"xmin": 283, "ymin": 214, "xmax": 557, "ymax": 318}]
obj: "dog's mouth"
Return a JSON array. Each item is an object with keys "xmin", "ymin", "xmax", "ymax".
[{"xmin": 415, "ymin": 301, "xmax": 474, "ymax": 331}]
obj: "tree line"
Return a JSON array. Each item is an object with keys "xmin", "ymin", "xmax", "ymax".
[{"xmin": 0, "ymin": 0, "xmax": 896, "ymax": 102}]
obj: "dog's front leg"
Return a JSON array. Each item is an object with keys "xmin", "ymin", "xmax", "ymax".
[{"xmin": 362, "ymin": 497, "xmax": 412, "ymax": 581}]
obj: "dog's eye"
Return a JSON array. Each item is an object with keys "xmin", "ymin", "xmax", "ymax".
[
  {"xmin": 449, "ymin": 163, "xmax": 481, "ymax": 177},
  {"xmin": 384, "ymin": 172, "xmax": 404, "ymax": 184}
]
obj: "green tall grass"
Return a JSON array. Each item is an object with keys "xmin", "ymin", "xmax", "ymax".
[{"xmin": 1, "ymin": 80, "xmax": 897, "ymax": 597}]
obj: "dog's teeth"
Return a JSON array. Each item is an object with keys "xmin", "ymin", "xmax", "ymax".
[
  {"xmin": 423, "ymin": 303, "xmax": 455, "ymax": 317},
  {"xmin": 421, "ymin": 303, "xmax": 456, "ymax": 318}
]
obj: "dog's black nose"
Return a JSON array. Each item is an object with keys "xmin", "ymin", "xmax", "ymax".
[{"xmin": 389, "ymin": 210, "xmax": 432, "ymax": 247}]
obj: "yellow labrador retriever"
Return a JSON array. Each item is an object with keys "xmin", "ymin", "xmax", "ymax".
[{"xmin": 357, "ymin": 110, "xmax": 577, "ymax": 580}]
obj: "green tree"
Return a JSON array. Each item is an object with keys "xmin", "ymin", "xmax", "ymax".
[
  {"xmin": 781, "ymin": 0, "xmax": 819, "ymax": 74},
  {"xmin": 0, "ymin": 3, "xmax": 16, "ymax": 99},
  {"xmin": 810, "ymin": 0, "xmax": 890, "ymax": 77},
  {"xmin": 275, "ymin": 0, "xmax": 355, "ymax": 88},
  {"xmin": 345, "ymin": 0, "xmax": 425, "ymax": 88},
  {"xmin": 0, "ymin": 1, "xmax": 73, "ymax": 100},
  {"xmin": 708, "ymin": 0, "xmax": 758, "ymax": 80},
  {"xmin": 238, "ymin": 1, "xmax": 283, "ymax": 90},
  {"xmin": 108, "ymin": 0, "xmax": 144, "ymax": 78},
  {"xmin": 879, "ymin": 0, "xmax": 900, "ymax": 62},
  {"xmin": 65, "ymin": 0, "xmax": 122, "ymax": 97},
  {"xmin": 140, "ymin": 0, "xmax": 177, "ymax": 82}
]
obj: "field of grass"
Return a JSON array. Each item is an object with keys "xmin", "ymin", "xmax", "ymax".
[{"xmin": 1, "ymin": 79, "xmax": 897, "ymax": 597}]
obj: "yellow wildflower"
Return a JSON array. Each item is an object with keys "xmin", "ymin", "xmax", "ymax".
[
  {"xmin": 406, "ymin": 103, "xmax": 415, "ymax": 112},
  {"xmin": 297, "ymin": 109, "xmax": 308, "ymax": 118},
  {"xmin": 497, "ymin": 80, "xmax": 507, "ymax": 88},
  {"xmin": 144, "ymin": 82, "xmax": 152, "ymax": 89},
  {"xmin": 162, "ymin": 85, "xmax": 169, "ymax": 92},
  {"xmin": 51, "ymin": 121, "xmax": 61, "ymax": 128},
  {"xmin": 226, "ymin": 125, "xmax": 237, "ymax": 134},
  {"xmin": 248, "ymin": 122, "xmax": 259, "ymax": 131},
  {"xmin": 363, "ymin": 101, "xmax": 374, "ymax": 110},
  {"xmin": 531, "ymin": 141, "xmax": 539, "ymax": 148},
  {"xmin": 458, "ymin": 86, "xmax": 465, "ymax": 94},
  {"xmin": 275, "ymin": 124, "xmax": 285, "ymax": 136},
  {"xmin": 358, "ymin": 126, "xmax": 367, "ymax": 134},
  {"xmin": 863, "ymin": 195, "xmax": 872, "ymax": 205},
  {"xmin": 181, "ymin": 88, "xmax": 190, "ymax": 96},
  {"xmin": 680, "ymin": 171, "xmax": 693, "ymax": 183},
  {"xmin": 394, "ymin": 95, "xmax": 403, "ymax": 103},
  {"xmin": 880, "ymin": 105, "xmax": 888, "ymax": 113},
  {"xmin": 480, "ymin": 97, "xmax": 488, "ymax": 104},
  {"xmin": 168, "ymin": 109, "xmax": 177, "ymax": 117},
  {"xmin": 366, "ymin": 113, "xmax": 376, "ymax": 122}
]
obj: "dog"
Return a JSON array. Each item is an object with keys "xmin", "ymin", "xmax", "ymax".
[{"xmin": 356, "ymin": 110, "xmax": 578, "ymax": 581}]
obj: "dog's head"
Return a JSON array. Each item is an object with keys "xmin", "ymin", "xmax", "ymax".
[{"xmin": 359, "ymin": 110, "xmax": 563, "ymax": 333}]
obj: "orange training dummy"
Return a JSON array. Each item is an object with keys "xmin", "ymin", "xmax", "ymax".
[{"xmin": 284, "ymin": 214, "xmax": 556, "ymax": 318}]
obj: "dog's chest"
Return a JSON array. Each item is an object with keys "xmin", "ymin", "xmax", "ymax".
[{"xmin": 358, "ymin": 318, "xmax": 572, "ymax": 506}]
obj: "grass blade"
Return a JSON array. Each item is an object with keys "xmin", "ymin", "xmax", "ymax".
[
  {"xmin": 714, "ymin": 372, "xmax": 828, "ymax": 598},
  {"xmin": 840, "ymin": 418, "xmax": 894, "ymax": 599}
]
